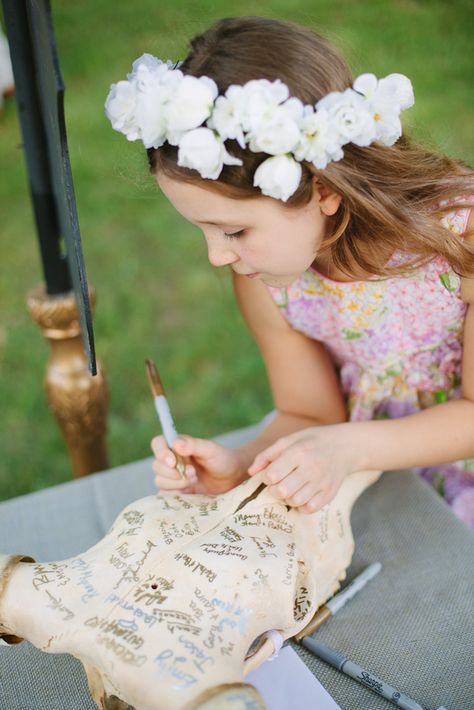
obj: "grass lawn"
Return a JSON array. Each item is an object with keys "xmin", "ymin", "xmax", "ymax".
[{"xmin": 0, "ymin": 0, "xmax": 473, "ymax": 500}]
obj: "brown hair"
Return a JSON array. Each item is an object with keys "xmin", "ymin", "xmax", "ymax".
[{"xmin": 148, "ymin": 16, "xmax": 474, "ymax": 278}]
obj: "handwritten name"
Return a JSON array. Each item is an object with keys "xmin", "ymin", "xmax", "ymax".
[
  {"xmin": 105, "ymin": 592, "xmax": 157, "ymax": 627},
  {"xmin": 294, "ymin": 584, "xmax": 312, "ymax": 621},
  {"xmin": 250, "ymin": 534, "xmax": 277, "ymax": 558},
  {"xmin": 318, "ymin": 507, "xmax": 330, "ymax": 543},
  {"xmin": 45, "ymin": 590, "xmax": 75, "ymax": 621},
  {"xmin": 113, "ymin": 540, "xmax": 158, "ymax": 591},
  {"xmin": 154, "ymin": 649, "xmax": 197, "ymax": 689},
  {"xmin": 96, "ymin": 634, "xmax": 147, "ymax": 667},
  {"xmin": 200, "ymin": 543, "xmax": 247, "ymax": 560},
  {"xmin": 70, "ymin": 558, "xmax": 99, "ymax": 602},
  {"xmin": 85, "ymin": 616, "xmax": 144, "ymax": 649},
  {"xmin": 177, "ymin": 635, "xmax": 215, "ymax": 673},
  {"xmin": 159, "ymin": 517, "xmax": 200, "ymax": 546},
  {"xmin": 174, "ymin": 553, "xmax": 216, "ymax": 583},
  {"xmin": 282, "ymin": 542, "xmax": 296, "ymax": 586},
  {"xmin": 32, "ymin": 563, "xmax": 70, "ymax": 591},
  {"xmin": 220, "ymin": 526, "xmax": 243, "ymax": 543}
]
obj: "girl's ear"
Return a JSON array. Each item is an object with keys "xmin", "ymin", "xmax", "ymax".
[{"xmin": 312, "ymin": 177, "xmax": 342, "ymax": 216}]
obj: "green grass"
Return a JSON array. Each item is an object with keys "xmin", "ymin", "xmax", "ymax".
[{"xmin": 1, "ymin": 0, "xmax": 473, "ymax": 500}]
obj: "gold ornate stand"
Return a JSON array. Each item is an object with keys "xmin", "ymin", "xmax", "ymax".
[{"xmin": 27, "ymin": 285, "xmax": 109, "ymax": 477}]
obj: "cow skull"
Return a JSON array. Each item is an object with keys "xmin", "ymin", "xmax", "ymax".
[{"xmin": 0, "ymin": 469, "xmax": 379, "ymax": 709}]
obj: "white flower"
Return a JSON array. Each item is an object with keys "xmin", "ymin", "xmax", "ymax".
[
  {"xmin": 0, "ymin": 29, "xmax": 14, "ymax": 102},
  {"xmin": 105, "ymin": 53, "xmax": 415, "ymax": 202},
  {"xmin": 353, "ymin": 72, "xmax": 414, "ymax": 111},
  {"xmin": 248, "ymin": 97, "xmax": 304, "ymax": 155},
  {"xmin": 207, "ymin": 85, "xmax": 247, "ymax": 148},
  {"xmin": 134, "ymin": 70, "xmax": 181, "ymax": 149},
  {"xmin": 352, "ymin": 73, "xmax": 379, "ymax": 102},
  {"xmin": 352, "ymin": 72, "xmax": 414, "ymax": 146},
  {"xmin": 294, "ymin": 106, "xmax": 343, "ymax": 168},
  {"xmin": 253, "ymin": 154, "xmax": 302, "ymax": 201},
  {"xmin": 164, "ymin": 75, "xmax": 218, "ymax": 132},
  {"xmin": 316, "ymin": 88, "xmax": 376, "ymax": 147},
  {"xmin": 239, "ymin": 78, "xmax": 290, "ymax": 133},
  {"xmin": 378, "ymin": 73, "xmax": 414, "ymax": 110},
  {"xmin": 177, "ymin": 127, "xmax": 243, "ymax": 179},
  {"xmin": 128, "ymin": 54, "xmax": 174, "ymax": 86},
  {"xmin": 105, "ymin": 57, "xmax": 178, "ymax": 147},
  {"xmin": 105, "ymin": 80, "xmax": 140, "ymax": 141}
]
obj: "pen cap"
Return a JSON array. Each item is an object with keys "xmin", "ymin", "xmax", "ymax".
[{"xmin": 301, "ymin": 637, "xmax": 346, "ymax": 670}]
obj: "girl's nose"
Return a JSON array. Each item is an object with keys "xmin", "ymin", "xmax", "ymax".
[{"xmin": 206, "ymin": 239, "xmax": 239, "ymax": 268}]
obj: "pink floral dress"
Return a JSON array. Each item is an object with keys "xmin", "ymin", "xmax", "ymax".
[{"xmin": 267, "ymin": 204, "xmax": 474, "ymax": 528}]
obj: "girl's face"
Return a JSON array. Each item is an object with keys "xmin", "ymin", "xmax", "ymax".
[{"xmin": 156, "ymin": 172, "xmax": 340, "ymax": 288}]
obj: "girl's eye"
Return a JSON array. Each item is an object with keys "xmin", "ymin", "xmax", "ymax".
[{"xmin": 223, "ymin": 229, "xmax": 245, "ymax": 239}]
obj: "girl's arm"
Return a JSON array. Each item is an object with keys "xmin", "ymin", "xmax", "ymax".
[
  {"xmin": 249, "ymin": 351, "xmax": 474, "ymax": 513},
  {"xmin": 347, "ymin": 209, "xmax": 474, "ymax": 472},
  {"xmin": 249, "ymin": 210, "xmax": 474, "ymax": 512},
  {"xmin": 232, "ymin": 271, "xmax": 346, "ymax": 467},
  {"xmin": 151, "ymin": 272, "xmax": 346, "ymax": 496}
]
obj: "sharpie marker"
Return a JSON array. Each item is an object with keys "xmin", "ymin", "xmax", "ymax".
[
  {"xmin": 145, "ymin": 358, "xmax": 186, "ymax": 479},
  {"xmin": 301, "ymin": 636, "xmax": 424, "ymax": 710}
]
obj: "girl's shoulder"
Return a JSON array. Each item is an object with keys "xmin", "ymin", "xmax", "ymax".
[{"xmin": 436, "ymin": 195, "xmax": 474, "ymax": 237}]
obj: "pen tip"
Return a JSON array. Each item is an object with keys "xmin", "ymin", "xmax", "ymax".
[{"xmin": 145, "ymin": 358, "xmax": 164, "ymax": 397}]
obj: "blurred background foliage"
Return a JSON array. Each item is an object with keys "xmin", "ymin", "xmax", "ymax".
[{"xmin": 0, "ymin": 0, "xmax": 473, "ymax": 500}]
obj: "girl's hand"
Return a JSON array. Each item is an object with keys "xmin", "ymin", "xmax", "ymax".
[
  {"xmin": 247, "ymin": 425, "xmax": 355, "ymax": 514},
  {"xmin": 151, "ymin": 435, "xmax": 248, "ymax": 495}
]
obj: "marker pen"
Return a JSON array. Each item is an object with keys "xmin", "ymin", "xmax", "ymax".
[
  {"xmin": 145, "ymin": 358, "xmax": 186, "ymax": 479},
  {"xmin": 301, "ymin": 636, "xmax": 424, "ymax": 710}
]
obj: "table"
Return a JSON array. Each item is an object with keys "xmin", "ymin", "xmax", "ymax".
[{"xmin": 0, "ymin": 424, "xmax": 473, "ymax": 709}]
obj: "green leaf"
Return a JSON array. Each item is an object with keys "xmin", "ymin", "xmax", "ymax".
[
  {"xmin": 439, "ymin": 272, "xmax": 460, "ymax": 292},
  {"xmin": 342, "ymin": 328, "xmax": 363, "ymax": 340},
  {"xmin": 432, "ymin": 472, "xmax": 446, "ymax": 497}
]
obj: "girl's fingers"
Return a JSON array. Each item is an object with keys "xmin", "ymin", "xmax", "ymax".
[
  {"xmin": 247, "ymin": 447, "xmax": 277, "ymax": 476},
  {"xmin": 299, "ymin": 490, "xmax": 330, "ymax": 514},
  {"xmin": 247, "ymin": 455, "xmax": 271, "ymax": 475},
  {"xmin": 154, "ymin": 474, "xmax": 190, "ymax": 491},
  {"xmin": 267, "ymin": 468, "xmax": 308, "ymax": 501},
  {"xmin": 174, "ymin": 435, "xmax": 216, "ymax": 460},
  {"xmin": 285, "ymin": 481, "xmax": 320, "ymax": 508},
  {"xmin": 185, "ymin": 464, "xmax": 197, "ymax": 482},
  {"xmin": 151, "ymin": 435, "xmax": 167, "ymax": 458},
  {"xmin": 248, "ymin": 437, "xmax": 293, "ymax": 475},
  {"xmin": 152, "ymin": 458, "xmax": 181, "ymax": 481},
  {"xmin": 260, "ymin": 449, "xmax": 300, "ymax": 485}
]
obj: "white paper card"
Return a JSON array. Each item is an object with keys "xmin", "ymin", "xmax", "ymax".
[{"xmin": 246, "ymin": 645, "xmax": 341, "ymax": 710}]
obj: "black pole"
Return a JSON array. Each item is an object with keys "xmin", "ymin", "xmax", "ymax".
[
  {"xmin": 2, "ymin": 0, "xmax": 70, "ymax": 294},
  {"xmin": 2, "ymin": 0, "xmax": 96, "ymax": 373}
]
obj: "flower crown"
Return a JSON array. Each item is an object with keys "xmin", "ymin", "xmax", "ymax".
[{"xmin": 105, "ymin": 54, "xmax": 414, "ymax": 201}]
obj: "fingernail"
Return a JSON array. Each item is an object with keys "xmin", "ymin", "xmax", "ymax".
[{"xmin": 165, "ymin": 455, "xmax": 174, "ymax": 467}]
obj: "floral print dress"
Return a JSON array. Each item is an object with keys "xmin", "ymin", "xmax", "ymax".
[{"xmin": 267, "ymin": 204, "xmax": 474, "ymax": 528}]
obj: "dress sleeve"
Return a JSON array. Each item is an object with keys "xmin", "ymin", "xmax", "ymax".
[{"xmin": 439, "ymin": 196, "xmax": 474, "ymax": 237}]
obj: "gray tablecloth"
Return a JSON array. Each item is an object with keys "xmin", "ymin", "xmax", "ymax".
[{"xmin": 0, "ymin": 424, "xmax": 473, "ymax": 710}]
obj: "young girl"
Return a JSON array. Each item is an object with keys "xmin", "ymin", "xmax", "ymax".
[{"xmin": 105, "ymin": 16, "xmax": 474, "ymax": 528}]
